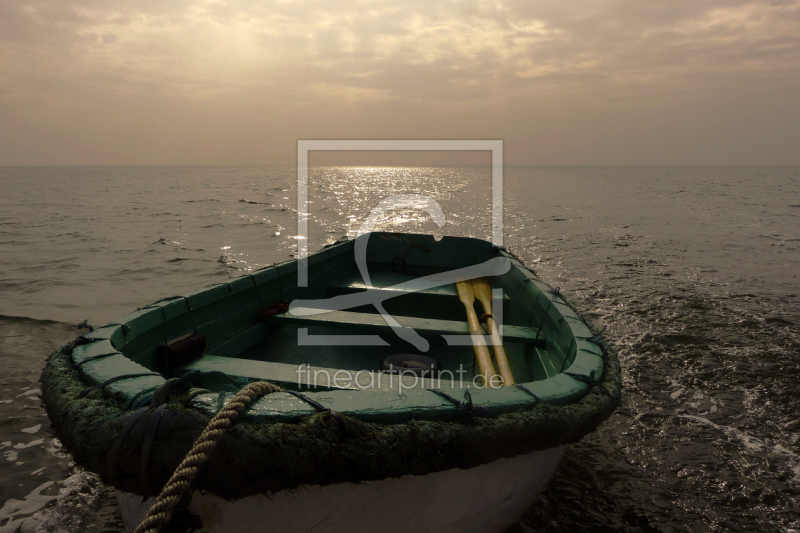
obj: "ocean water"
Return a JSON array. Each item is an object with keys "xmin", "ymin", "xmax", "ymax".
[{"xmin": 1, "ymin": 165, "xmax": 799, "ymax": 532}]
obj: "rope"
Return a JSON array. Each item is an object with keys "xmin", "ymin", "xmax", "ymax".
[
  {"xmin": 391, "ymin": 256, "xmax": 406, "ymax": 274},
  {"xmin": 564, "ymin": 370, "xmax": 611, "ymax": 397},
  {"xmin": 578, "ymin": 325, "xmax": 607, "ymax": 344},
  {"xmin": 140, "ymin": 403, "xmax": 168, "ymax": 495},
  {"xmin": 285, "ymin": 391, "xmax": 347, "ymax": 435},
  {"xmin": 131, "ymin": 371, "xmax": 245, "ymax": 410},
  {"xmin": 79, "ymin": 373, "xmax": 164, "ymax": 398},
  {"xmin": 513, "ymin": 384, "xmax": 552, "ymax": 412},
  {"xmin": 108, "ymin": 406, "xmax": 150, "ymax": 486},
  {"xmin": 132, "ymin": 380, "xmax": 282, "ymax": 533},
  {"xmin": 427, "ymin": 389, "xmax": 488, "ymax": 421},
  {"xmin": 125, "ymin": 386, "xmax": 161, "ymax": 411},
  {"xmin": 66, "ymin": 352, "xmax": 120, "ymax": 373},
  {"xmin": 391, "ymin": 242, "xmax": 432, "ymax": 274},
  {"xmin": 74, "ymin": 335, "xmax": 107, "ymax": 345}
]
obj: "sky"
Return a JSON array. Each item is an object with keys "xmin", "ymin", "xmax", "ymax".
[{"xmin": 1, "ymin": 0, "xmax": 799, "ymax": 166}]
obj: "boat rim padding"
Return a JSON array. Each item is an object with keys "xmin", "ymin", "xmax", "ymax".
[{"xmin": 41, "ymin": 336, "xmax": 620, "ymax": 500}]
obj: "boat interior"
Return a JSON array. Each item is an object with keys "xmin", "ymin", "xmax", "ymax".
[{"xmin": 117, "ymin": 234, "xmax": 583, "ymax": 393}]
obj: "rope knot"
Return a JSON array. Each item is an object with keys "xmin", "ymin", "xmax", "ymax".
[
  {"xmin": 564, "ymin": 370, "xmax": 610, "ymax": 397},
  {"xmin": 285, "ymin": 391, "xmax": 347, "ymax": 435},
  {"xmin": 428, "ymin": 389, "xmax": 489, "ymax": 421},
  {"xmin": 588, "ymin": 325, "xmax": 607, "ymax": 344},
  {"xmin": 74, "ymin": 335, "xmax": 104, "ymax": 346},
  {"xmin": 149, "ymin": 378, "xmax": 180, "ymax": 407}
]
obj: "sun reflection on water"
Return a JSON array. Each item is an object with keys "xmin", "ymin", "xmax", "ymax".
[{"xmin": 307, "ymin": 165, "xmax": 493, "ymax": 244}]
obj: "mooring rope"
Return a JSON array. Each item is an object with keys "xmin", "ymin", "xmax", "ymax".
[
  {"xmin": 132, "ymin": 380, "xmax": 283, "ymax": 533},
  {"xmin": 427, "ymin": 389, "xmax": 489, "ymax": 420}
]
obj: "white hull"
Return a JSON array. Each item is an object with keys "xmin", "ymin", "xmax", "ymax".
[{"xmin": 117, "ymin": 446, "xmax": 566, "ymax": 533}]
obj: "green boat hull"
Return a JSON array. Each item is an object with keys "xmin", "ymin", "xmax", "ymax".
[{"xmin": 41, "ymin": 233, "xmax": 621, "ymax": 499}]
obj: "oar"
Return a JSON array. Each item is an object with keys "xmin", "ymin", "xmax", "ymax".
[
  {"xmin": 456, "ymin": 280, "xmax": 498, "ymax": 385},
  {"xmin": 472, "ymin": 278, "xmax": 515, "ymax": 386}
]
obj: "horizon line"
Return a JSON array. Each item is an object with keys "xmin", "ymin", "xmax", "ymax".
[{"xmin": 2, "ymin": 163, "xmax": 798, "ymax": 168}]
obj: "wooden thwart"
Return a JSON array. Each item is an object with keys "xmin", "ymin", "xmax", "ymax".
[
  {"xmin": 270, "ymin": 308, "xmax": 545, "ymax": 346},
  {"xmin": 327, "ymin": 271, "xmax": 511, "ymax": 301}
]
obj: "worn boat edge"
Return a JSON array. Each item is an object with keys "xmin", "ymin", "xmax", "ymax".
[{"xmin": 41, "ymin": 335, "xmax": 619, "ymax": 499}]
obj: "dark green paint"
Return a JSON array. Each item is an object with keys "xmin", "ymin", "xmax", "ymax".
[{"xmin": 74, "ymin": 233, "xmax": 605, "ymax": 422}]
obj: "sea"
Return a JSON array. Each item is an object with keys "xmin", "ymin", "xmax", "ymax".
[{"xmin": 1, "ymin": 165, "xmax": 799, "ymax": 532}]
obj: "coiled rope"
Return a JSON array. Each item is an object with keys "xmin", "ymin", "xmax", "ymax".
[{"xmin": 132, "ymin": 380, "xmax": 283, "ymax": 533}]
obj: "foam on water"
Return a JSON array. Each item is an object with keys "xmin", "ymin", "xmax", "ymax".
[{"xmin": 0, "ymin": 470, "xmax": 121, "ymax": 533}]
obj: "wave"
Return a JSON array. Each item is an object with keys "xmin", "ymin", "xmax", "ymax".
[
  {"xmin": 238, "ymin": 199, "xmax": 271, "ymax": 205},
  {"xmin": 677, "ymin": 414, "xmax": 800, "ymax": 483},
  {"xmin": 0, "ymin": 314, "xmax": 74, "ymax": 327}
]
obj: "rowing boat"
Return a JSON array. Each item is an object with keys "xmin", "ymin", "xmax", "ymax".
[{"xmin": 41, "ymin": 232, "xmax": 621, "ymax": 533}]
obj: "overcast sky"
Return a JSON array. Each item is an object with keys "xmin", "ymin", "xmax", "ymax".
[{"xmin": 1, "ymin": 0, "xmax": 798, "ymax": 166}]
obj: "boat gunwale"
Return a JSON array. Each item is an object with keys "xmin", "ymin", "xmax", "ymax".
[
  {"xmin": 68, "ymin": 237, "xmax": 607, "ymax": 423},
  {"xmin": 40, "ymin": 234, "xmax": 622, "ymax": 499}
]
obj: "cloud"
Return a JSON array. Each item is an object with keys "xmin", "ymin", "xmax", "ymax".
[{"xmin": 1, "ymin": 0, "xmax": 799, "ymax": 164}]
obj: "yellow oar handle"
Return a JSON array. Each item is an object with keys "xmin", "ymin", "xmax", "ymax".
[
  {"xmin": 456, "ymin": 280, "xmax": 498, "ymax": 385},
  {"xmin": 472, "ymin": 278, "xmax": 515, "ymax": 386}
]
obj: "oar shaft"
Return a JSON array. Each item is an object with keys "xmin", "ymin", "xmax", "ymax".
[
  {"xmin": 485, "ymin": 318, "xmax": 514, "ymax": 386},
  {"xmin": 472, "ymin": 278, "xmax": 515, "ymax": 386},
  {"xmin": 456, "ymin": 281, "xmax": 497, "ymax": 385}
]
